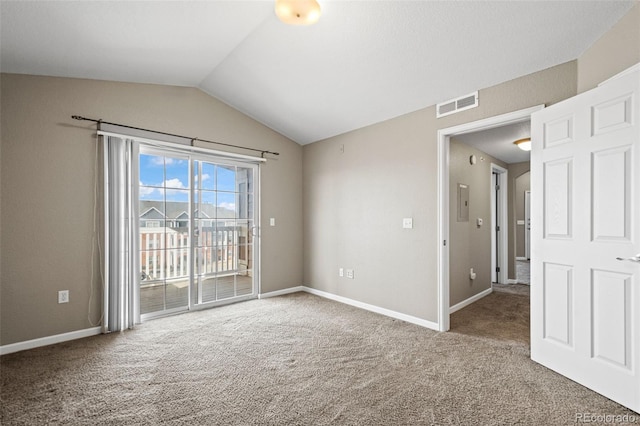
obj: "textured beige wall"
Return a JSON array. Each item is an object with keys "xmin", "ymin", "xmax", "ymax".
[
  {"xmin": 448, "ymin": 140, "xmax": 507, "ymax": 306},
  {"xmin": 0, "ymin": 74, "xmax": 303, "ymax": 346},
  {"xmin": 303, "ymin": 61, "xmax": 577, "ymax": 322},
  {"xmin": 515, "ymin": 171, "xmax": 531, "ymax": 259},
  {"xmin": 578, "ymin": 3, "xmax": 640, "ymax": 93}
]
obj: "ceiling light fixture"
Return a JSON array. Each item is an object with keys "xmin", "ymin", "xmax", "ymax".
[
  {"xmin": 513, "ymin": 138, "xmax": 532, "ymax": 151},
  {"xmin": 275, "ymin": 0, "xmax": 321, "ymax": 26}
]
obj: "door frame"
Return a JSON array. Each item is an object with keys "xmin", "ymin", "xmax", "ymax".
[
  {"xmin": 524, "ymin": 189, "xmax": 531, "ymax": 260},
  {"xmin": 436, "ymin": 104, "xmax": 544, "ymax": 331},
  {"xmin": 490, "ymin": 164, "xmax": 508, "ymax": 284}
]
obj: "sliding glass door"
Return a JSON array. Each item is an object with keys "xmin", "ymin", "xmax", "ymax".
[
  {"xmin": 138, "ymin": 146, "xmax": 258, "ymax": 319},
  {"xmin": 194, "ymin": 160, "xmax": 255, "ymax": 304}
]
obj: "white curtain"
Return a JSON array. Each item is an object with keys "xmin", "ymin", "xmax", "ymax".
[{"xmin": 103, "ymin": 136, "xmax": 139, "ymax": 332}]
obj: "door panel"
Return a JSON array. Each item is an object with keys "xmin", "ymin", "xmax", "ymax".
[
  {"xmin": 543, "ymin": 159, "xmax": 572, "ymax": 239},
  {"xmin": 531, "ymin": 67, "xmax": 640, "ymax": 412},
  {"xmin": 139, "ymin": 153, "xmax": 191, "ymax": 316},
  {"xmin": 591, "ymin": 269, "xmax": 632, "ymax": 369},
  {"xmin": 543, "ymin": 114, "xmax": 574, "ymax": 148},
  {"xmin": 592, "ymin": 94, "xmax": 633, "ymax": 135},
  {"xmin": 542, "ymin": 262, "xmax": 573, "ymax": 347},
  {"xmin": 592, "ymin": 146, "xmax": 631, "ymax": 241},
  {"xmin": 193, "ymin": 159, "xmax": 258, "ymax": 306}
]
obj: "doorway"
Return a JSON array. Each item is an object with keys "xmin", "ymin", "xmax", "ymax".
[
  {"xmin": 138, "ymin": 146, "xmax": 259, "ymax": 319},
  {"xmin": 437, "ymin": 105, "xmax": 543, "ymax": 331}
]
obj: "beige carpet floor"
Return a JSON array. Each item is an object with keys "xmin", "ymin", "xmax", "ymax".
[
  {"xmin": 1, "ymin": 292, "xmax": 636, "ymax": 425},
  {"xmin": 492, "ymin": 282, "xmax": 530, "ymax": 297}
]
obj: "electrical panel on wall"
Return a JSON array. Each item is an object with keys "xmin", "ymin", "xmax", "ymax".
[{"xmin": 457, "ymin": 183, "xmax": 469, "ymax": 222}]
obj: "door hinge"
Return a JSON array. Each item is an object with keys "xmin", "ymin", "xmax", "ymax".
[
  {"xmin": 496, "ymin": 267, "xmax": 501, "ymax": 272},
  {"xmin": 496, "ymin": 225, "xmax": 500, "ymax": 231},
  {"xmin": 443, "ymin": 240, "xmax": 447, "ymax": 246},
  {"xmin": 495, "ymin": 184, "xmax": 500, "ymax": 191}
]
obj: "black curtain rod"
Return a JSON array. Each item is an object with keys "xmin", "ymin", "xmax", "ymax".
[{"xmin": 71, "ymin": 115, "xmax": 279, "ymax": 157}]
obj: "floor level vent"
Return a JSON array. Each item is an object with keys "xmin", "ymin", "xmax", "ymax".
[{"xmin": 436, "ymin": 91, "xmax": 479, "ymax": 118}]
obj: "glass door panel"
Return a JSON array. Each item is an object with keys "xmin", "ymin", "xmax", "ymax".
[
  {"xmin": 194, "ymin": 159, "xmax": 257, "ymax": 305},
  {"xmin": 139, "ymin": 152, "xmax": 190, "ymax": 317}
]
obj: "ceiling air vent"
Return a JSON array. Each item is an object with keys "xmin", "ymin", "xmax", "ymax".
[{"xmin": 436, "ymin": 91, "xmax": 478, "ymax": 118}]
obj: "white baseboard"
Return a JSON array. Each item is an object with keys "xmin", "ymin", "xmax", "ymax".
[
  {"xmin": 258, "ymin": 286, "xmax": 304, "ymax": 299},
  {"xmin": 508, "ymin": 279, "xmax": 519, "ymax": 284},
  {"xmin": 301, "ymin": 286, "xmax": 439, "ymax": 331},
  {"xmin": 0, "ymin": 326, "xmax": 102, "ymax": 356},
  {"xmin": 516, "ymin": 257, "xmax": 527, "ymax": 260},
  {"xmin": 449, "ymin": 287, "xmax": 493, "ymax": 314}
]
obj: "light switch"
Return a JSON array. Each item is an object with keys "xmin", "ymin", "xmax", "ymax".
[
  {"xmin": 476, "ymin": 218, "xmax": 483, "ymax": 227},
  {"xmin": 403, "ymin": 218, "xmax": 413, "ymax": 229},
  {"xmin": 269, "ymin": 218, "xmax": 275, "ymax": 226}
]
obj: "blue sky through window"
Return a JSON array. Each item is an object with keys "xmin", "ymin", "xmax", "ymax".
[{"xmin": 139, "ymin": 155, "xmax": 237, "ymax": 205}]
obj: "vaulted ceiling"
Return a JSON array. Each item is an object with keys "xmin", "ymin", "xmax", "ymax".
[{"xmin": 1, "ymin": 1, "xmax": 635, "ymax": 144}]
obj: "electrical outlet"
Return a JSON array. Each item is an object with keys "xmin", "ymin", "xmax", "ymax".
[
  {"xmin": 339, "ymin": 268, "xmax": 344, "ymax": 277},
  {"xmin": 58, "ymin": 290, "xmax": 69, "ymax": 304},
  {"xmin": 346, "ymin": 269, "xmax": 354, "ymax": 279}
]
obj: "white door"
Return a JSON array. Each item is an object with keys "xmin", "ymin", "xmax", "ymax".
[{"xmin": 531, "ymin": 66, "xmax": 640, "ymax": 412}]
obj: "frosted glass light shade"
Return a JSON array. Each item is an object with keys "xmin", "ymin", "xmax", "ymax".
[
  {"xmin": 514, "ymin": 138, "xmax": 531, "ymax": 151},
  {"xmin": 275, "ymin": 0, "xmax": 321, "ymax": 25}
]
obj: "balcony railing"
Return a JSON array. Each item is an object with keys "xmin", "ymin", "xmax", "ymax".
[{"xmin": 139, "ymin": 225, "xmax": 249, "ymax": 284}]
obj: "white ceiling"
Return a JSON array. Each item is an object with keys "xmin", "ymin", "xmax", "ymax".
[
  {"xmin": 454, "ymin": 120, "xmax": 531, "ymax": 165},
  {"xmin": 1, "ymin": 1, "xmax": 635, "ymax": 145}
]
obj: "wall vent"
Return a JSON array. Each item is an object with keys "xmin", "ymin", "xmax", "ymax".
[{"xmin": 436, "ymin": 91, "xmax": 479, "ymax": 118}]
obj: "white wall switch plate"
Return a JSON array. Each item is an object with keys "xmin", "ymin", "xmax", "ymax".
[
  {"xmin": 403, "ymin": 218, "xmax": 413, "ymax": 229},
  {"xmin": 58, "ymin": 290, "xmax": 69, "ymax": 304},
  {"xmin": 269, "ymin": 218, "xmax": 275, "ymax": 226},
  {"xmin": 346, "ymin": 269, "xmax": 354, "ymax": 279},
  {"xmin": 339, "ymin": 268, "xmax": 344, "ymax": 277}
]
